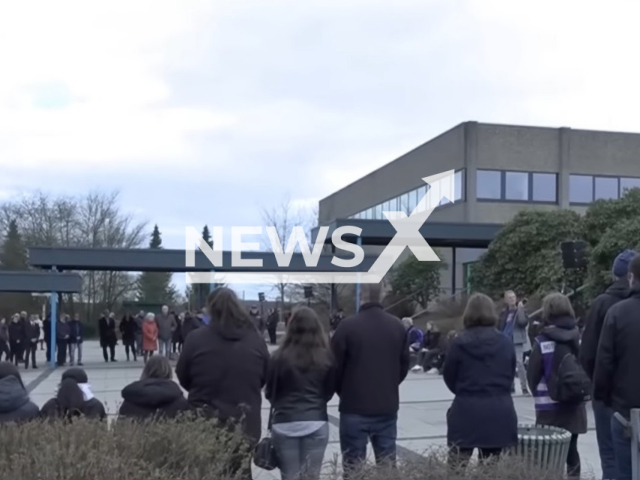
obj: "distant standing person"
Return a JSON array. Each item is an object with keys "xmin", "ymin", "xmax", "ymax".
[
  {"xmin": 56, "ymin": 314, "xmax": 71, "ymax": 367},
  {"xmin": 8, "ymin": 314, "xmax": 25, "ymax": 366},
  {"xmin": 331, "ymin": 284, "xmax": 410, "ymax": 474},
  {"xmin": 528, "ymin": 293, "xmax": 587, "ymax": 480},
  {"xmin": 0, "ymin": 318, "xmax": 10, "ymax": 362},
  {"xmin": 498, "ymin": 290, "xmax": 530, "ymax": 395},
  {"xmin": 330, "ymin": 309, "xmax": 345, "ymax": 334},
  {"xmin": 98, "ymin": 310, "xmax": 117, "ymax": 363},
  {"xmin": 68, "ymin": 313, "xmax": 84, "ymax": 367},
  {"xmin": 580, "ymin": 249, "xmax": 635, "ymax": 480},
  {"xmin": 120, "ymin": 312, "xmax": 137, "ymax": 362},
  {"xmin": 142, "ymin": 313, "xmax": 159, "ymax": 363},
  {"xmin": 134, "ymin": 310, "xmax": 145, "ymax": 356},
  {"xmin": 24, "ymin": 315, "xmax": 40, "ymax": 369},
  {"xmin": 266, "ymin": 309, "xmax": 279, "ymax": 346},
  {"xmin": 444, "ymin": 293, "xmax": 518, "ymax": 468},
  {"xmin": 593, "ymin": 253, "xmax": 640, "ymax": 480},
  {"xmin": 172, "ymin": 313, "xmax": 184, "ymax": 355},
  {"xmin": 249, "ymin": 306, "xmax": 265, "ymax": 338},
  {"xmin": 266, "ymin": 307, "xmax": 336, "ymax": 480},
  {"xmin": 34, "ymin": 315, "xmax": 44, "ymax": 350},
  {"xmin": 155, "ymin": 306, "xmax": 176, "ymax": 358}
]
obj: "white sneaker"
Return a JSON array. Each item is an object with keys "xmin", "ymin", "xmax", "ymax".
[
  {"xmin": 411, "ymin": 365, "xmax": 423, "ymax": 373},
  {"xmin": 427, "ymin": 368, "xmax": 439, "ymax": 374}
]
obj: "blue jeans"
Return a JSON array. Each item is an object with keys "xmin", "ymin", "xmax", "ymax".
[
  {"xmin": 271, "ymin": 423, "xmax": 329, "ymax": 480},
  {"xmin": 340, "ymin": 413, "xmax": 397, "ymax": 472},
  {"xmin": 611, "ymin": 413, "xmax": 633, "ymax": 480},
  {"xmin": 593, "ymin": 401, "xmax": 618, "ymax": 480},
  {"xmin": 159, "ymin": 339, "xmax": 171, "ymax": 357}
]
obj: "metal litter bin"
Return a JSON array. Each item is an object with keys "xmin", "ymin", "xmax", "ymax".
[{"xmin": 507, "ymin": 424, "xmax": 571, "ymax": 475}]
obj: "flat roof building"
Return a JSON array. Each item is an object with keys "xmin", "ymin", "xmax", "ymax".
[{"xmin": 319, "ymin": 121, "xmax": 640, "ymax": 295}]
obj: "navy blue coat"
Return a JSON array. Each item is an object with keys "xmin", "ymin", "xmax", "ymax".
[{"xmin": 443, "ymin": 326, "xmax": 518, "ymax": 449}]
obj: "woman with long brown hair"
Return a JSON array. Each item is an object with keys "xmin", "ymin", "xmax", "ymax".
[
  {"xmin": 265, "ymin": 307, "xmax": 335, "ymax": 480},
  {"xmin": 176, "ymin": 287, "xmax": 270, "ymax": 480}
]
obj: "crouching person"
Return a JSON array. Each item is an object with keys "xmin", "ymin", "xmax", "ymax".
[
  {"xmin": 119, "ymin": 355, "xmax": 188, "ymax": 420},
  {"xmin": 444, "ymin": 293, "xmax": 518, "ymax": 468},
  {"xmin": 41, "ymin": 368, "xmax": 106, "ymax": 421}
]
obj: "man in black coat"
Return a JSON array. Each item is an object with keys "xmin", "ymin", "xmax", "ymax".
[
  {"xmin": 98, "ymin": 311, "xmax": 117, "ymax": 362},
  {"xmin": 266, "ymin": 309, "xmax": 279, "ymax": 345},
  {"xmin": 594, "ymin": 252, "xmax": 640, "ymax": 480},
  {"xmin": 56, "ymin": 315, "xmax": 71, "ymax": 367},
  {"xmin": 24, "ymin": 316, "xmax": 40, "ymax": 369},
  {"xmin": 581, "ymin": 249, "xmax": 635, "ymax": 480},
  {"xmin": 331, "ymin": 284, "xmax": 410, "ymax": 473},
  {"xmin": 8, "ymin": 315, "xmax": 26, "ymax": 366}
]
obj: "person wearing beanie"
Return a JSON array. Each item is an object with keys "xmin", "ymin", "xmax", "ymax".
[
  {"xmin": 580, "ymin": 248, "xmax": 636, "ymax": 480},
  {"xmin": 40, "ymin": 367, "xmax": 106, "ymax": 421}
]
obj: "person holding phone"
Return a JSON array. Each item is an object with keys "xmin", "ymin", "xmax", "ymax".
[{"xmin": 498, "ymin": 290, "xmax": 530, "ymax": 396}]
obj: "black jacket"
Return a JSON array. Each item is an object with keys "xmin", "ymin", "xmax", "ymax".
[
  {"xmin": 443, "ymin": 326, "xmax": 518, "ymax": 449},
  {"xmin": 181, "ymin": 315, "xmax": 204, "ymax": 341},
  {"xmin": 68, "ymin": 320, "xmax": 84, "ymax": 344},
  {"xmin": 266, "ymin": 313, "xmax": 279, "ymax": 329},
  {"xmin": 98, "ymin": 316, "xmax": 117, "ymax": 347},
  {"xmin": 56, "ymin": 321, "xmax": 71, "ymax": 342},
  {"xmin": 119, "ymin": 378, "xmax": 188, "ymax": 420},
  {"xmin": 41, "ymin": 397, "xmax": 106, "ymax": 420},
  {"xmin": 265, "ymin": 356, "xmax": 336, "ymax": 424},
  {"xmin": 8, "ymin": 321, "xmax": 26, "ymax": 344},
  {"xmin": 43, "ymin": 318, "xmax": 51, "ymax": 343},
  {"xmin": 527, "ymin": 316, "xmax": 587, "ymax": 435},
  {"xmin": 25, "ymin": 322, "xmax": 40, "ymax": 343},
  {"xmin": 580, "ymin": 279, "xmax": 628, "ymax": 380},
  {"xmin": 423, "ymin": 330, "xmax": 441, "ymax": 350},
  {"xmin": 119, "ymin": 316, "xmax": 136, "ymax": 344},
  {"xmin": 330, "ymin": 303, "xmax": 410, "ymax": 416},
  {"xmin": 176, "ymin": 321, "xmax": 269, "ymax": 441},
  {"xmin": 172, "ymin": 320, "xmax": 183, "ymax": 343},
  {"xmin": 0, "ymin": 376, "xmax": 39, "ymax": 423},
  {"xmin": 593, "ymin": 287, "xmax": 640, "ymax": 419}
]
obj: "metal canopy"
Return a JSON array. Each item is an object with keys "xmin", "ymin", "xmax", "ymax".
[
  {"xmin": 28, "ymin": 247, "xmax": 378, "ymax": 273},
  {"xmin": 314, "ymin": 219, "xmax": 502, "ymax": 248},
  {"xmin": 0, "ymin": 271, "xmax": 82, "ymax": 293}
]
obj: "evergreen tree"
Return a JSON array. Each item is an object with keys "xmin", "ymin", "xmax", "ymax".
[
  {"xmin": 0, "ymin": 220, "xmax": 28, "ymax": 270},
  {"xmin": 195, "ymin": 225, "xmax": 217, "ymax": 308},
  {"xmin": 136, "ymin": 225, "xmax": 177, "ymax": 305}
]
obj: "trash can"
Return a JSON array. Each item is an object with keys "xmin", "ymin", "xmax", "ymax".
[{"xmin": 507, "ymin": 424, "xmax": 571, "ymax": 475}]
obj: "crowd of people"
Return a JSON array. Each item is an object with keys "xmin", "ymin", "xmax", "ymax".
[
  {"xmin": 0, "ymin": 312, "xmax": 44, "ymax": 369},
  {"xmin": 0, "ymin": 248, "xmax": 639, "ymax": 480}
]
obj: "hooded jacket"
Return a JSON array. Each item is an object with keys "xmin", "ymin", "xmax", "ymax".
[
  {"xmin": 176, "ymin": 319, "xmax": 269, "ymax": 442},
  {"xmin": 155, "ymin": 313, "xmax": 176, "ymax": 342},
  {"xmin": 41, "ymin": 379, "xmax": 106, "ymax": 421},
  {"xmin": 182, "ymin": 314, "xmax": 204, "ymax": 341},
  {"xmin": 0, "ymin": 376, "xmax": 39, "ymax": 423},
  {"xmin": 443, "ymin": 326, "xmax": 518, "ymax": 449},
  {"xmin": 580, "ymin": 278, "xmax": 629, "ymax": 380},
  {"xmin": 119, "ymin": 378, "xmax": 188, "ymax": 420},
  {"xmin": 527, "ymin": 316, "xmax": 587, "ymax": 434},
  {"xmin": 593, "ymin": 287, "xmax": 640, "ymax": 419}
]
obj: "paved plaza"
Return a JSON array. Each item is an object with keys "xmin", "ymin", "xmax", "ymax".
[{"xmin": 19, "ymin": 341, "xmax": 603, "ymax": 480}]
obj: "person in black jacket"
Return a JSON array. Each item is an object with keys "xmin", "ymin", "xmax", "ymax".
[
  {"xmin": 120, "ymin": 312, "xmax": 137, "ymax": 362},
  {"xmin": 8, "ymin": 314, "xmax": 25, "ymax": 366},
  {"xmin": 0, "ymin": 362, "xmax": 39, "ymax": 423},
  {"xmin": 594, "ymin": 253, "xmax": 640, "ymax": 480},
  {"xmin": 68, "ymin": 313, "xmax": 84, "ymax": 366},
  {"xmin": 181, "ymin": 311, "xmax": 203, "ymax": 341},
  {"xmin": 266, "ymin": 307, "xmax": 335, "ymax": 480},
  {"xmin": 41, "ymin": 368, "xmax": 106, "ymax": 421},
  {"xmin": 172, "ymin": 312, "xmax": 183, "ymax": 355},
  {"xmin": 444, "ymin": 293, "xmax": 517, "ymax": 469},
  {"xmin": 266, "ymin": 309, "xmax": 279, "ymax": 346},
  {"xmin": 24, "ymin": 315, "xmax": 40, "ymax": 369},
  {"xmin": 119, "ymin": 355, "xmax": 188, "ymax": 420},
  {"xmin": 176, "ymin": 288, "xmax": 269, "ymax": 480},
  {"xmin": 330, "ymin": 283, "xmax": 409, "ymax": 473},
  {"xmin": 43, "ymin": 315, "xmax": 51, "ymax": 363},
  {"xmin": 98, "ymin": 310, "xmax": 117, "ymax": 362},
  {"xmin": 580, "ymin": 249, "xmax": 634, "ymax": 480},
  {"xmin": 56, "ymin": 315, "xmax": 71, "ymax": 367},
  {"xmin": 528, "ymin": 293, "xmax": 586, "ymax": 480}
]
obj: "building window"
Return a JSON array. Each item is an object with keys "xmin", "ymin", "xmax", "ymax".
[
  {"xmin": 477, "ymin": 170, "xmax": 502, "ymax": 199},
  {"xmin": 416, "ymin": 185, "xmax": 427, "ymax": 211},
  {"xmin": 505, "ymin": 171, "xmax": 529, "ymax": 201},
  {"xmin": 375, "ymin": 204, "xmax": 383, "ymax": 219},
  {"xmin": 398, "ymin": 192, "xmax": 410, "ymax": 213},
  {"xmin": 454, "ymin": 170, "xmax": 464, "ymax": 201},
  {"xmin": 408, "ymin": 189, "xmax": 418, "ymax": 212},
  {"xmin": 621, "ymin": 177, "xmax": 640, "ymax": 194},
  {"xmin": 595, "ymin": 177, "xmax": 619, "ymax": 200},
  {"xmin": 532, "ymin": 173, "xmax": 557, "ymax": 202},
  {"xmin": 569, "ymin": 175, "xmax": 593, "ymax": 204}
]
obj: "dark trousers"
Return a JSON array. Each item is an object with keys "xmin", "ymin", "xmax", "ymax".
[
  {"xmin": 102, "ymin": 344, "xmax": 116, "ymax": 362},
  {"xmin": 45, "ymin": 337, "xmax": 52, "ymax": 362},
  {"xmin": 567, "ymin": 434, "xmax": 580, "ymax": 478},
  {"xmin": 593, "ymin": 400, "xmax": 617, "ymax": 480},
  {"xmin": 56, "ymin": 339, "xmax": 67, "ymax": 366},
  {"xmin": 267, "ymin": 327, "xmax": 277, "ymax": 345},
  {"xmin": 611, "ymin": 414, "xmax": 632, "ymax": 480},
  {"xmin": 25, "ymin": 342, "xmax": 37, "ymax": 368},
  {"xmin": 420, "ymin": 348, "xmax": 441, "ymax": 371},
  {"xmin": 124, "ymin": 342, "xmax": 136, "ymax": 361},
  {"xmin": 448, "ymin": 447, "xmax": 502, "ymax": 469},
  {"xmin": 340, "ymin": 413, "xmax": 397, "ymax": 474},
  {"xmin": 0, "ymin": 340, "xmax": 10, "ymax": 361},
  {"xmin": 9, "ymin": 341, "xmax": 23, "ymax": 366},
  {"xmin": 172, "ymin": 341, "xmax": 182, "ymax": 354}
]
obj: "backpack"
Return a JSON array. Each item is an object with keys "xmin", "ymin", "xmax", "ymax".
[{"xmin": 547, "ymin": 342, "xmax": 591, "ymax": 404}]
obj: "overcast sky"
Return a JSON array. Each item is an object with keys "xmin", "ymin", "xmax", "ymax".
[{"xmin": 1, "ymin": 0, "xmax": 639, "ymax": 299}]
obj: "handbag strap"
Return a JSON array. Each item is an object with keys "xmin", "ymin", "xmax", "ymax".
[{"xmin": 267, "ymin": 361, "xmax": 278, "ymax": 431}]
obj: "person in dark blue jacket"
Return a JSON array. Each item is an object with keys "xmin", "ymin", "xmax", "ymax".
[
  {"xmin": 68, "ymin": 314, "xmax": 84, "ymax": 366},
  {"xmin": 443, "ymin": 293, "xmax": 517, "ymax": 468}
]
